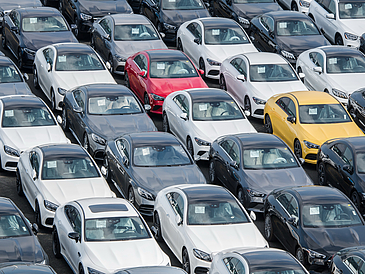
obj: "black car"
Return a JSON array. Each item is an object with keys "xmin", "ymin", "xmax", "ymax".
[
  {"xmin": 140, "ymin": 0, "xmax": 210, "ymax": 43},
  {"xmin": 348, "ymin": 88, "xmax": 365, "ymax": 131},
  {"xmin": 317, "ymin": 137, "xmax": 365, "ymax": 214},
  {"xmin": 2, "ymin": 7, "xmax": 78, "ymax": 69},
  {"xmin": 59, "ymin": 0, "xmax": 133, "ymax": 38},
  {"xmin": 209, "ymin": 0, "xmax": 281, "ymax": 30},
  {"xmin": 0, "ymin": 263, "xmax": 57, "ymax": 274},
  {"xmin": 249, "ymin": 11, "xmax": 329, "ymax": 66},
  {"xmin": 103, "ymin": 131, "xmax": 206, "ymax": 216},
  {"xmin": 209, "ymin": 133, "xmax": 313, "ymax": 212},
  {"xmin": 0, "ymin": 197, "xmax": 48, "ymax": 264},
  {"xmin": 264, "ymin": 186, "xmax": 365, "ymax": 268},
  {"xmin": 331, "ymin": 246, "xmax": 365, "ymax": 274},
  {"xmin": 61, "ymin": 83, "xmax": 156, "ymax": 160},
  {"xmin": 0, "ymin": 0, "xmax": 42, "ymax": 28}
]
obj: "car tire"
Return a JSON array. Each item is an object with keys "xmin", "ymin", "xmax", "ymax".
[
  {"xmin": 187, "ymin": 137, "xmax": 194, "ymax": 159},
  {"xmin": 144, "ymin": 92, "xmax": 150, "ymax": 106},
  {"xmin": 74, "ymin": 17, "xmax": 80, "ymax": 38},
  {"xmin": 219, "ymin": 74, "xmax": 227, "ymax": 90},
  {"xmin": 61, "ymin": 107, "xmax": 69, "ymax": 131},
  {"xmin": 128, "ymin": 186, "xmax": 135, "ymax": 206},
  {"xmin": 294, "ymin": 139, "xmax": 302, "ymax": 160},
  {"xmin": 79, "ymin": 265, "xmax": 84, "ymax": 274},
  {"xmin": 162, "ymin": 112, "xmax": 170, "ymax": 132},
  {"xmin": 244, "ymin": 96, "xmax": 252, "ymax": 117},
  {"xmin": 199, "ymin": 58, "xmax": 206, "ymax": 79},
  {"xmin": 296, "ymin": 247, "xmax": 308, "ymax": 268},
  {"xmin": 16, "ymin": 169, "xmax": 24, "ymax": 196},
  {"xmin": 177, "ymin": 38, "xmax": 183, "ymax": 52},
  {"xmin": 348, "ymin": 106, "xmax": 356, "ymax": 119},
  {"xmin": 1, "ymin": 32, "xmax": 7, "ymax": 50},
  {"xmin": 90, "ymin": 34, "xmax": 95, "ymax": 49},
  {"xmin": 108, "ymin": 54, "xmax": 114, "ymax": 74},
  {"xmin": 50, "ymin": 89, "xmax": 56, "ymax": 111},
  {"xmin": 209, "ymin": 2, "xmax": 216, "ymax": 16},
  {"xmin": 351, "ymin": 191, "xmax": 361, "ymax": 210},
  {"xmin": 209, "ymin": 159, "xmax": 218, "ymax": 185},
  {"xmin": 35, "ymin": 201, "xmax": 43, "ymax": 229},
  {"xmin": 264, "ymin": 213, "xmax": 274, "ymax": 241},
  {"xmin": 124, "ymin": 71, "xmax": 130, "ymax": 88},
  {"xmin": 59, "ymin": 0, "xmax": 63, "ymax": 12},
  {"xmin": 18, "ymin": 48, "xmax": 23, "ymax": 69},
  {"xmin": 52, "ymin": 226, "xmax": 62, "ymax": 258},
  {"xmin": 83, "ymin": 133, "xmax": 91, "ymax": 154},
  {"xmin": 237, "ymin": 187, "xmax": 246, "ymax": 207},
  {"xmin": 33, "ymin": 66, "xmax": 40, "ymax": 89},
  {"xmin": 308, "ymin": 14, "xmax": 315, "ymax": 22},
  {"xmin": 264, "ymin": 114, "xmax": 273, "ymax": 134},
  {"xmin": 153, "ymin": 211, "xmax": 163, "ymax": 242},
  {"xmin": 291, "ymin": 1, "xmax": 299, "ymax": 10},
  {"xmin": 318, "ymin": 162, "xmax": 327, "ymax": 186},
  {"xmin": 335, "ymin": 34, "xmax": 344, "ymax": 45},
  {"xmin": 102, "ymin": 156, "xmax": 110, "ymax": 182},
  {"xmin": 182, "ymin": 248, "xmax": 191, "ymax": 274}
]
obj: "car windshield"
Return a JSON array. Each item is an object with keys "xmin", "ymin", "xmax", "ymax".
[
  {"xmin": 0, "ymin": 65, "xmax": 22, "ymax": 83},
  {"xmin": 192, "ymin": 100, "xmax": 244, "ymax": 121},
  {"xmin": 88, "ymin": 95, "xmax": 142, "ymax": 115},
  {"xmin": 85, "ymin": 216, "xmax": 151, "ymax": 241},
  {"xmin": 302, "ymin": 202, "xmax": 362, "ymax": 227},
  {"xmin": 55, "ymin": 52, "xmax": 104, "ymax": 71},
  {"xmin": 276, "ymin": 19, "xmax": 320, "ymax": 36},
  {"xmin": 162, "ymin": 0, "xmax": 204, "ymax": 9},
  {"xmin": 114, "ymin": 24, "xmax": 159, "ymax": 41},
  {"xmin": 149, "ymin": 59, "xmax": 198, "ymax": 78},
  {"xmin": 41, "ymin": 157, "xmax": 99, "ymax": 180},
  {"xmin": 243, "ymin": 147, "xmax": 298, "ymax": 169},
  {"xmin": 2, "ymin": 106, "xmax": 56, "ymax": 127},
  {"xmin": 299, "ymin": 104, "xmax": 351, "ymax": 124},
  {"xmin": 133, "ymin": 145, "xmax": 191, "ymax": 167},
  {"xmin": 0, "ymin": 214, "xmax": 30, "ymax": 238},
  {"xmin": 22, "ymin": 16, "xmax": 68, "ymax": 32},
  {"xmin": 339, "ymin": 2, "xmax": 365, "ymax": 18},
  {"xmin": 249, "ymin": 64, "xmax": 298, "ymax": 82},
  {"xmin": 356, "ymin": 152, "xmax": 365, "ymax": 173},
  {"xmin": 188, "ymin": 199, "xmax": 249, "ymax": 225},
  {"xmin": 326, "ymin": 54, "xmax": 365, "ymax": 73},
  {"xmin": 204, "ymin": 26, "xmax": 249, "ymax": 45}
]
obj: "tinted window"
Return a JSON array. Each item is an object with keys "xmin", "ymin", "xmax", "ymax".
[
  {"xmin": 309, "ymin": 52, "xmax": 324, "ymax": 68},
  {"xmin": 192, "ymin": 100, "xmax": 244, "ymax": 121},
  {"xmin": 356, "ymin": 152, "xmax": 365, "ymax": 173},
  {"xmin": 0, "ymin": 214, "xmax": 30, "ymax": 238},
  {"xmin": 114, "ymin": 24, "xmax": 159, "ymax": 41},
  {"xmin": 73, "ymin": 90, "xmax": 85, "ymax": 109},
  {"xmin": 116, "ymin": 138, "xmax": 130, "ymax": 160},
  {"xmin": 231, "ymin": 58, "xmax": 247, "ymax": 76},
  {"xmin": 204, "ymin": 26, "xmax": 249, "ymax": 45},
  {"xmin": 299, "ymin": 104, "xmax": 351, "ymax": 124},
  {"xmin": 249, "ymin": 64, "xmax": 298, "ymax": 82},
  {"xmin": 173, "ymin": 94, "xmax": 189, "ymax": 113},
  {"xmin": 276, "ymin": 19, "xmax": 320, "ymax": 36},
  {"xmin": 22, "ymin": 16, "xmax": 68, "ymax": 32},
  {"xmin": 167, "ymin": 192, "xmax": 184, "ymax": 219},
  {"xmin": 65, "ymin": 205, "xmax": 82, "ymax": 234},
  {"xmin": 2, "ymin": 106, "xmax": 56, "ymax": 127},
  {"xmin": 99, "ymin": 18, "xmax": 111, "ymax": 35},
  {"xmin": 88, "ymin": 95, "xmax": 142, "ymax": 115},
  {"xmin": 223, "ymin": 257, "xmax": 245, "ymax": 274},
  {"xmin": 134, "ymin": 54, "xmax": 147, "ymax": 71}
]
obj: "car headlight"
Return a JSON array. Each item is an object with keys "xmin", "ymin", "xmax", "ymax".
[
  {"xmin": 87, "ymin": 267, "xmax": 106, "ymax": 274},
  {"xmin": 44, "ymin": 200, "xmax": 59, "ymax": 212},
  {"xmin": 57, "ymin": 88, "xmax": 66, "ymax": 95},
  {"xmin": 193, "ymin": 248, "xmax": 212, "ymax": 262},
  {"xmin": 252, "ymin": 97, "xmax": 266, "ymax": 105},
  {"xmin": 332, "ymin": 88, "xmax": 348, "ymax": 99},
  {"xmin": 303, "ymin": 140, "xmax": 320, "ymax": 149},
  {"xmin": 194, "ymin": 137, "xmax": 211, "ymax": 146},
  {"xmin": 114, "ymin": 55, "xmax": 127, "ymax": 62},
  {"xmin": 305, "ymin": 249, "xmax": 326, "ymax": 259},
  {"xmin": 4, "ymin": 145, "xmax": 20, "ymax": 157},
  {"xmin": 163, "ymin": 22, "xmax": 177, "ymax": 30},
  {"xmin": 344, "ymin": 32, "xmax": 358, "ymax": 41},
  {"xmin": 247, "ymin": 188, "xmax": 265, "ymax": 197},
  {"xmin": 137, "ymin": 187, "xmax": 154, "ymax": 201},
  {"xmin": 80, "ymin": 12, "xmax": 92, "ymax": 21},
  {"xmin": 206, "ymin": 58, "xmax": 221, "ymax": 66},
  {"xmin": 281, "ymin": 50, "xmax": 296, "ymax": 60},
  {"xmin": 151, "ymin": 93, "xmax": 165, "ymax": 101},
  {"xmin": 91, "ymin": 133, "xmax": 106, "ymax": 145},
  {"xmin": 299, "ymin": 0, "xmax": 310, "ymax": 7},
  {"xmin": 238, "ymin": 16, "xmax": 250, "ymax": 25}
]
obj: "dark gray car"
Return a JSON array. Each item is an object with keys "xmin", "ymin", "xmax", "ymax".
[
  {"xmin": 61, "ymin": 83, "xmax": 156, "ymax": 160},
  {"xmin": 0, "ymin": 263, "xmax": 57, "ymax": 274},
  {"xmin": 103, "ymin": 131, "xmax": 206, "ymax": 216}
]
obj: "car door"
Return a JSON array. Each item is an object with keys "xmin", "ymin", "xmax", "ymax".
[
  {"xmin": 143, "ymin": 0, "xmax": 160, "ymax": 27},
  {"xmin": 254, "ymin": 15, "xmax": 276, "ymax": 53},
  {"xmin": 38, "ymin": 48, "xmax": 55, "ymax": 98},
  {"xmin": 95, "ymin": 18, "xmax": 112, "ymax": 61},
  {"xmin": 70, "ymin": 89, "xmax": 86, "ymax": 141},
  {"xmin": 304, "ymin": 51, "xmax": 326, "ymax": 91},
  {"xmin": 64, "ymin": 0, "xmax": 77, "ymax": 24},
  {"xmin": 312, "ymin": 0, "xmax": 337, "ymax": 42},
  {"xmin": 129, "ymin": 54, "xmax": 148, "ymax": 101},
  {"xmin": 6, "ymin": 11, "xmax": 20, "ymax": 56},
  {"xmin": 113, "ymin": 138, "xmax": 132, "ymax": 197},
  {"xmin": 169, "ymin": 94, "xmax": 190, "ymax": 142},
  {"xmin": 216, "ymin": 0, "xmax": 234, "ymax": 19},
  {"xmin": 25, "ymin": 151, "xmax": 41, "ymax": 207},
  {"xmin": 226, "ymin": 57, "xmax": 248, "ymax": 107},
  {"xmin": 182, "ymin": 22, "xmax": 202, "ymax": 66}
]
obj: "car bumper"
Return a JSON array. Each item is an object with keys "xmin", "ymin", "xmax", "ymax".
[
  {"xmin": 54, "ymin": 89, "xmax": 65, "ymax": 111},
  {"xmin": 301, "ymin": 144, "xmax": 318, "ymax": 164},
  {"xmin": 20, "ymin": 50, "xmax": 35, "ymax": 68},
  {"xmin": 147, "ymin": 96, "xmax": 164, "ymax": 114},
  {"xmin": 40, "ymin": 204, "xmax": 56, "ymax": 228},
  {"xmin": 133, "ymin": 188, "xmax": 154, "ymax": 216},
  {"xmin": 89, "ymin": 136, "xmax": 106, "ymax": 160},
  {"xmin": 192, "ymin": 143, "xmax": 210, "ymax": 161},
  {"xmin": 161, "ymin": 28, "xmax": 177, "ymax": 43},
  {"xmin": 188, "ymin": 249, "xmax": 210, "ymax": 274},
  {"xmin": 112, "ymin": 58, "xmax": 126, "ymax": 75},
  {"xmin": 251, "ymin": 103, "xmax": 265, "ymax": 119},
  {"xmin": 0, "ymin": 151, "xmax": 19, "ymax": 171},
  {"xmin": 204, "ymin": 62, "xmax": 220, "ymax": 80},
  {"xmin": 344, "ymin": 38, "xmax": 360, "ymax": 48}
]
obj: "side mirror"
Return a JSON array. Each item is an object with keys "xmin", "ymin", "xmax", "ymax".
[
  {"xmin": 287, "ymin": 116, "xmax": 296, "ymax": 123},
  {"xmin": 198, "ymin": 69, "xmax": 204, "ymax": 75},
  {"xmin": 47, "ymin": 63, "xmax": 52, "ymax": 72},
  {"xmin": 105, "ymin": 61, "xmax": 111, "ymax": 70},
  {"xmin": 138, "ymin": 70, "xmax": 147, "ymax": 78},
  {"xmin": 32, "ymin": 223, "xmax": 39, "ymax": 234},
  {"xmin": 144, "ymin": 104, "xmax": 151, "ymax": 111},
  {"xmin": 326, "ymin": 13, "xmax": 335, "ymax": 19},
  {"xmin": 23, "ymin": 73, "xmax": 29, "ymax": 81},
  {"xmin": 58, "ymin": 101, "xmax": 65, "ymax": 108},
  {"xmin": 175, "ymin": 214, "xmax": 183, "ymax": 226},
  {"xmin": 229, "ymin": 160, "xmax": 238, "ymax": 169},
  {"xmin": 10, "ymin": 26, "xmax": 18, "ymax": 33},
  {"xmin": 244, "ymin": 110, "xmax": 251, "ymax": 117},
  {"xmin": 236, "ymin": 74, "xmax": 245, "ymax": 82},
  {"xmin": 159, "ymin": 32, "xmax": 165, "ymax": 38},
  {"xmin": 250, "ymin": 211, "xmax": 256, "ymax": 221},
  {"xmin": 298, "ymin": 72, "xmax": 305, "ymax": 80},
  {"xmin": 287, "ymin": 217, "xmax": 297, "ymax": 226},
  {"xmin": 343, "ymin": 164, "xmax": 353, "ymax": 174},
  {"xmin": 269, "ymin": 30, "xmax": 275, "ymax": 38},
  {"xmin": 180, "ymin": 112, "xmax": 188, "ymax": 120},
  {"xmin": 56, "ymin": 115, "xmax": 63, "ymax": 125},
  {"xmin": 73, "ymin": 106, "xmax": 83, "ymax": 113},
  {"xmin": 299, "ymin": 158, "xmax": 305, "ymax": 165},
  {"xmin": 193, "ymin": 38, "xmax": 201, "ymax": 45},
  {"xmin": 313, "ymin": 67, "xmax": 322, "ymax": 73},
  {"xmin": 32, "ymin": 169, "xmax": 37, "ymax": 181},
  {"xmin": 103, "ymin": 34, "xmax": 111, "ymax": 41},
  {"xmin": 68, "ymin": 232, "xmax": 80, "ymax": 243}
]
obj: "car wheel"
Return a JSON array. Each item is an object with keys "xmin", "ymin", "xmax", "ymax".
[
  {"xmin": 139, "ymin": 5, "xmax": 144, "ymax": 14},
  {"xmin": 90, "ymin": 34, "xmax": 95, "ymax": 49},
  {"xmin": 1, "ymin": 32, "xmax": 7, "ymax": 50},
  {"xmin": 308, "ymin": 14, "xmax": 315, "ymax": 22},
  {"xmin": 187, "ymin": 137, "xmax": 194, "ymax": 159},
  {"xmin": 297, "ymin": 67, "xmax": 304, "ymax": 83},
  {"xmin": 348, "ymin": 106, "xmax": 356, "ymax": 118},
  {"xmin": 182, "ymin": 248, "xmax": 191, "ymax": 274},
  {"xmin": 209, "ymin": 2, "xmax": 216, "ymax": 16},
  {"xmin": 128, "ymin": 186, "xmax": 135, "ymax": 205},
  {"xmin": 108, "ymin": 54, "xmax": 114, "ymax": 74},
  {"xmin": 162, "ymin": 112, "xmax": 170, "ymax": 132},
  {"xmin": 296, "ymin": 247, "xmax": 308, "ymax": 268},
  {"xmin": 16, "ymin": 169, "xmax": 24, "ymax": 196},
  {"xmin": 33, "ymin": 66, "xmax": 40, "ymax": 89},
  {"xmin": 83, "ymin": 133, "xmax": 91, "ymax": 154},
  {"xmin": 244, "ymin": 96, "xmax": 252, "ymax": 117},
  {"xmin": 219, "ymin": 74, "xmax": 227, "ymax": 90},
  {"xmin": 177, "ymin": 38, "xmax": 183, "ymax": 51},
  {"xmin": 18, "ymin": 48, "xmax": 23, "ymax": 69},
  {"xmin": 291, "ymin": 1, "xmax": 299, "ymax": 10},
  {"xmin": 79, "ymin": 265, "xmax": 84, "ymax": 274},
  {"xmin": 237, "ymin": 187, "xmax": 246, "ymax": 206},
  {"xmin": 124, "ymin": 71, "xmax": 130, "ymax": 88},
  {"xmin": 264, "ymin": 214, "xmax": 274, "ymax": 241},
  {"xmin": 61, "ymin": 108, "xmax": 69, "ymax": 131},
  {"xmin": 35, "ymin": 201, "xmax": 43, "ymax": 229},
  {"xmin": 294, "ymin": 139, "xmax": 302, "ymax": 160},
  {"xmin": 209, "ymin": 159, "xmax": 218, "ymax": 184},
  {"xmin": 52, "ymin": 227, "xmax": 62, "ymax": 258},
  {"xmin": 264, "ymin": 114, "xmax": 273, "ymax": 134},
  {"xmin": 74, "ymin": 17, "xmax": 80, "ymax": 38},
  {"xmin": 144, "ymin": 92, "xmax": 150, "ymax": 106},
  {"xmin": 102, "ymin": 156, "xmax": 110, "ymax": 181},
  {"xmin": 351, "ymin": 191, "xmax": 361, "ymax": 209},
  {"xmin": 50, "ymin": 89, "xmax": 56, "ymax": 111},
  {"xmin": 59, "ymin": 0, "xmax": 63, "ymax": 12},
  {"xmin": 335, "ymin": 35, "xmax": 344, "ymax": 45},
  {"xmin": 153, "ymin": 211, "xmax": 163, "ymax": 242},
  {"xmin": 199, "ymin": 58, "xmax": 206, "ymax": 78},
  {"xmin": 318, "ymin": 162, "xmax": 327, "ymax": 186}
]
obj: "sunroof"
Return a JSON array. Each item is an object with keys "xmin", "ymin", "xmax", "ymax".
[{"xmin": 89, "ymin": 204, "xmax": 128, "ymax": 213}]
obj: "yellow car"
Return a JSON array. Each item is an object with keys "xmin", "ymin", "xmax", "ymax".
[{"xmin": 264, "ymin": 91, "xmax": 364, "ymax": 164}]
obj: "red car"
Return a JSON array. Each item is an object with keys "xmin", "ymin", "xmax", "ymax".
[{"xmin": 124, "ymin": 49, "xmax": 208, "ymax": 114}]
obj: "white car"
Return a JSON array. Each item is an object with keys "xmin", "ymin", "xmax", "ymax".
[
  {"xmin": 152, "ymin": 184, "xmax": 268, "ymax": 274},
  {"xmin": 33, "ymin": 43, "xmax": 116, "ymax": 111},
  {"xmin": 276, "ymin": 0, "xmax": 312, "ymax": 13},
  {"xmin": 17, "ymin": 143, "xmax": 115, "ymax": 228},
  {"xmin": 177, "ymin": 17, "xmax": 258, "ymax": 80},
  {"xmin": 52, "ymin": 197, "xmax": 170, "ymax": 274},
  {"xmin": 296, "ymin": 45, "xmax": 365, "ymax": 104},
  {"xmin": 162, "ymin": 88, "xmax": 257, "ymax": 161},
  {"xmin": 0, "ymin": 95, "xmax": 69, "ymax": 172},
  {"xmin": 220, "ymin": 52, "xmax": 307, "ymax": 119},
  {"xmin": 308, "ymin": 0, "xmax": 365, "ymax": 47}
]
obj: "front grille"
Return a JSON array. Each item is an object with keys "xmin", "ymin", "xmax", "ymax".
[
  {"xmin": 208, "ymin": 70, "xmax": 219, "ymax": 76},
  {"xmin": 152, "ymin": 105, "xmax": 161, "ymax": 111},
  {"xmin": 45, "ymin": 218, "xmax": 54, "ymax": 226},
  {"xmin": 93, "ymin": 150, "xmax": 105, "ymax": 161},
  {"xmin": 138, "ymin": 204, "xmax": 154, "ymax": 215},
  {"xmin": 116, "ymin": 65, "xmax": 125, "ymax": 72},
  {"xmin": 197, "ymin": 151, "xmax": 206, "ymax": 156},
  {"xmin": 5, "ymin": 162, "xmax": 17, "ymax": 168},
  {"xmin": 254, "ymin": 109, "xmax": 264, "ymax": 115},
  {"xmin": 305, "ymin": 154, "xmax": 317, "ymax": 160},
  {"xmin": 194, "ymin": 267, "xmax": 209, "ymax": 274}
]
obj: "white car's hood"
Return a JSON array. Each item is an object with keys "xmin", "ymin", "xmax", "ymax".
[
  {"xmin": 251, "ymin": 81, "xmax": 307, "ymax": 100},
  {"xmin": 186, "ymin": 223, "xmax": 267, "ymax": 253},
  {"xmin": 54, "ymin": 70, "xmax": 116, "ymax": 91},
  {"xmin": 84, "ymin": 238, "xmax": 166, "ymax": 271},
  {"xmin": 206, "ymin": 44, "xmax": 258, "ymax": 63},
  {"xmin": 41, "ymin": 177, "xmax": 113, "ymax": 205},
  {"xmin": 327, "ymin": 73, "xmax": 365, "ymax": 94},
  {"xmin": 339, "ymin": 19, "xmax": 365, "ymax": 36},
  {"xmin": 2, "ymin": 126, "xmax": 68, "ymax": 152}
]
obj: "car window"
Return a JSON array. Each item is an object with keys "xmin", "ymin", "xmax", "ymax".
[
  {"xmin": 277, "ymin": 193, "xmax": 299, "ymax": 219},
  {"xmin": 73, "ymin": 89, "xmax": 85, "ymax": 110},
  {"xmin": 99, "ymin": 18, "xmax": 111, "ymax": 36},
  {"xmin": 328, "ymin": 0, "xmax": 336, "ymax": 14},
  {"xmin": 0, "ymin": 214, "xmax": 31, "ymax": 238},
  {"xmin": 29, "ymin": 151, "xmax": 40, "ymax": 175},
  {"xmin": 196, "ymin": 23, "xmax": 202, "ymax": 40},
  {"xmin": 133, "ymin": 54, "xmax": 148, "ymax": 71},
  {"xmin": 309, "ymin": 52, "xmax": 324, "ymax": 68},
  {"xmin": 116, "ymin": 138, "xmax": 130, "ymax": 161},
  {"xmin": 43, "ymin": 48, "xmax": 54, "ymax": 66},
  {"xmin": 220, "ymin": 139, "xmax": 241, "ymax": 165},
  {"xmin": 331, "ymin": 143, "xmax": 354, "ymax": 168},
  {"xmin": 173, "ymin": 94, "xmax": 189, "ymax": 113},
  {"xmin": 22, "ymin": 16, "xmax": 68, "ymax": 32},
  {"xmin": 167, "ymin": 192, "xmax": 184, "ymax": 219},
  {"xmin": 344, "ymin": 256, "xmax": 365, "ymax": 274},
  {"xmin": 223, "ymin": 257, "xmax": 245, "ymax": 274},
  {"xmin": 260, "ymin": 15, "xmax": 273, "ymax": 32},
  {"xmin": 220, "ymin": 139, "xmax": 234, "ymax": 156},
  {"xmin": 65, "ymin": 205, "xmax": 82, "ymax": 235},
  {"xmin": 187, "ymin": 22, "xmax": 196, "ymax": 37},
  {"xmin": 230, "ymin": 58, "xmax": 247, "ymax": 76},
  {"xmin": 9, "ymin": 11, "xmax": 20, "ymax": 28},
  {"xmin": 276, "ymin": 97, "xmax": 296, "ymax": 117}
]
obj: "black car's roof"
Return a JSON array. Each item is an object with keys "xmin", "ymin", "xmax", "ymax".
[
  {"xmin": 79, "ymin": 84, "xmax": 132, "ymax": 97},
  {"xmin": 126, "ymin": 132, "xmax": 181, "ymax": 147},
  {"xmin": 17, "ymin": 7, "xmax": 62, "ymax": 18},
  {"xmin": 264, "ymin": 10, "xmax": 310, "ymax": 20},
  {"xmin": 200, "ymin": 17, "xmax": 239, "ymax": 28},
  {"xmin": 321, "ymin": 46, "xmax": 363, "ymax": 57},
  {"xmin": 187, "ymin": 88, "xmax": 232, "ymax": 103},
  {"xmin": 341, "ymin": 136, "xmax": 365, "ymax": 152},
  {"xmin": 1, "ymin": 95, "xmax": 44, "ymax": 109},
  {"xmin": 337, "ymin": 246, "xmax": 365, "ymax": 257},
  {"xmin": 232, "ymin": 133, "xmax": 287, "ymax": 149},
  {"xmin": 181, "ymin": 186, "xmax": 234, "ymax": 203},
  {"xmin": 0, "ymin": 197, "xmax": 18, "ymax": 216},
  {"xmin": 39, "ymin": 144, "xmax": 88, "ymax": 160},
  {"xmin": 0, "ymin": 263, "xmax": 55, "ymax": 274},
  {"xmin": 240, "ymin": 250, "xmax": 301, "ymax": 270},
  {"xmin": 291, "ymin": 186, "xmax": 348, "ymax": 204},
  {"xmin": 339, "ymin": 0, "xmax": 364, "ymax": 2},
  {"xmin": 54, "ymin": 43, "xmax": 94, "ymax": 55},
  {"xmin": 146, "ymin": 50, "xmax": 187, "ymax": 61},
  {"xmin": 0, "ymin": 56, "xmax": 19, "ymax": 67}
]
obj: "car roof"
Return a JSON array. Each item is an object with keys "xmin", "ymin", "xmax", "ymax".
[
  {"xmin": 146, "ymin": 50, "xmax": 187, "ymax": 61},
  {"xmin": 178, "ymin": 185, "xmax": 234, "ymax": 203},
  {"xmin": 232, "ymin": 133, "xmax": 287, "ymax": 149},
  {"xmin": 186, "ymin": 88, "xmax": 232, "ymax": 102},
  {"xmin": 264, "ymin": 10, "xmax": 310, "ymax": 20},
  {"xmin": 288, "ymin": 91, "xmax": 338, "ymax": 105},
  {"xmin": 38, "ymin": 144, "xmax": 88, "ymax": 160},
  {"xmin": 341, "ymin": 136, "xmax": 365, "ymax": 152},
  {"xmin": 125, "ymin": 132, "xmax": 181, "ymax": 147},
  {"xmin": 16, "ymin": 7, "xmax": 62, "ymax": 17},
  {"xmin": 54, "ymin": 43, "xmax": 94, "ymax": 55},
  {"xmin": 0, "ymin": 197, "xmax": 19, "ymax": 216},
  {"xmin": 0, "ymin": 263, "xmax": 55, "ymax": 274},
  {"xmin": 319, "ymin": 45, "xmax": 363, "ymax": 56},
  {"xmin": 110, "ymin": 14, "xmax": 151, "ymax": 24},
  {"xmin": 243, "ymin": 52, "xmax": 288, "ymax": 65},
  {"xmin": 199, "ymin": 17, "xmax": 239, "ymax": 28},
  {"xmin": 0, "ymin": 95, "xmax": 44, "ymax": 109},
  {"xmin": 78, "ymin": 84, "xmax": 131, "ymax": 97},
  {"xmin": 0, "ymin": 56, "xmax": 17, "ymax": 67},
  {"xmin": 290, "ymin": 186, "xmax": 348, "ymax": 204}
]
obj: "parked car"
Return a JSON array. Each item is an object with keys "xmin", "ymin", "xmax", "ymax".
[
  {"xmin": 103, "ymin": 131, "xmax": 206, "ymax": 216},
  {"xmin": 331, "ymin": 246, "xmax": 365, "ymax": 274},
  {"xmin": 52, "ymin": 197, "xmax": 170, "ymax": 274},
  {"xmin": 297, "ymin": 46, "xmax": 365, "ymax": 105},
  {"xmin": 153, "ymin": 184, "xmax": 268, "ymax": 274},
  {"xmin": 264, "ymin": 91, "xmax": 364, "ymax": 164},
  {"xmin": 91, "ymin": 14, "xmax": 167, "ymax": 75},
  {"xmin": 209, "ymin": 133, "xmax": 313, "ymax": 212},
  {"xmin": 162, "ymin": 88, "xmax": 257, "ymax": 161},
  {"xmin": 0, "ymin": 263, "xmax": 57, "ymax": 274},
  {"xmin": 124, "ymin": 49, "xmax": 208, "ymax": 114},
  {"xmin": 0, "ymin": 0, "xmax": 42, "ymax": 28},
  {"xmin": 2, "ymin": 7, "xmax": 78, "ymax": 69},
  {"xmin": 177, "ymin": 17, "xmax": 257, "ymax": 79},
  {"xmin": 61, "ymin": 83, "xmax": 156, "ymax": 160},
  {"xmin": 250, "ymin": 11, "xmax": 330, "ymax": 66},
  {"xmin": 220, "ymin": 52, "xmax": 307, "ymax": 119},
  {"xmin": 0, "ymin": 197, "xmax": 48, "ymax": 264},
  {"xmin": 277, "ymin": 0, "xmax": 312, "ymax": 12},
  {"xmin": 348, "ymin": 87, "xmax": 365, "ymax": 130},
  {"xmin": 17, "ymin": 143, "xmax": 115, "ymax": 228},
  {"xmin": 264, "ymin": 186, "xmax": 365, "ymax": 267},
  {"xmin": 0, "ymin": 95, "xmax": 69, "ymax": 172}
]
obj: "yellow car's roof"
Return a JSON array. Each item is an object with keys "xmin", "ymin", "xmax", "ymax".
[{"xmin": 288, "ymin": 91, "xmax": 338, "ymax": 105}]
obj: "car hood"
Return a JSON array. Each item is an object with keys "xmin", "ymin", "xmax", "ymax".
[
  {"xmin": 277, "ymin": 35, "xmax": 329, "ymax": 56},
  {"xmin": 0, "ymin": 83, "xmax": 32, "ymax": 96},
  {"xmin": 205, "ymin": 44, "xmax": 258, "ymax": 63},
  {"xmin": 41, "ymin": 177, "xmax": 113, "ymax": 206},
  {"xmin": 327, "ymin": 73, "xmax": 365, "ymax": 95},
  {"xmin": 87, "ymin": 113, "xmax": 156, "ymax": 140},
  {"xmin": 186, "ymin": 223, "xmax": 267, "ymax": 254},
  {"xmin": 149, "ymin": 77, "xmax": 208, "ymax": 97},
  {"xmin": 84, "ymin": 239, "xmax": 166, "ymax": 271},
  {"xmin": 250, "ymin": 81, "xmax": 307, "ymax": 100},
  {"xmin": 0, "ymin": 236, "xmax": 40, "ymax": 263},
  {"xmin": 244, "ymin": 167, "xmax": 313, "ymax": 195},
  {"xmin": 233, "ymin": 3, "xmax": 281, "ymax": 20},
  {"xmin": 161, "ymin": 9, "xmax": 210, "ymax": 27},
  {"xmin": 114, "ymin": 40, "xmax": 167, "ymax": 58},
  {"xmin": 21, "ymin": 32, "xmax": 78, "ymax": 52},
  {"xmin": 0, "ymin": 0, "xmax": 42, "ymax": 11},
  {"xmin": 131, "ymin": 165, "xmax": 205, "ymax": 195},
  {"xmin": 79, "ymin": 0, "xmax": 133, "ymax": 16},
  {"xmin": 54, "ymin": 71, "xmax": 116, "ymax": 91},
  {"xmin": 339, "ymin": 19, "xmax": 365, "ymax": 36}
]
